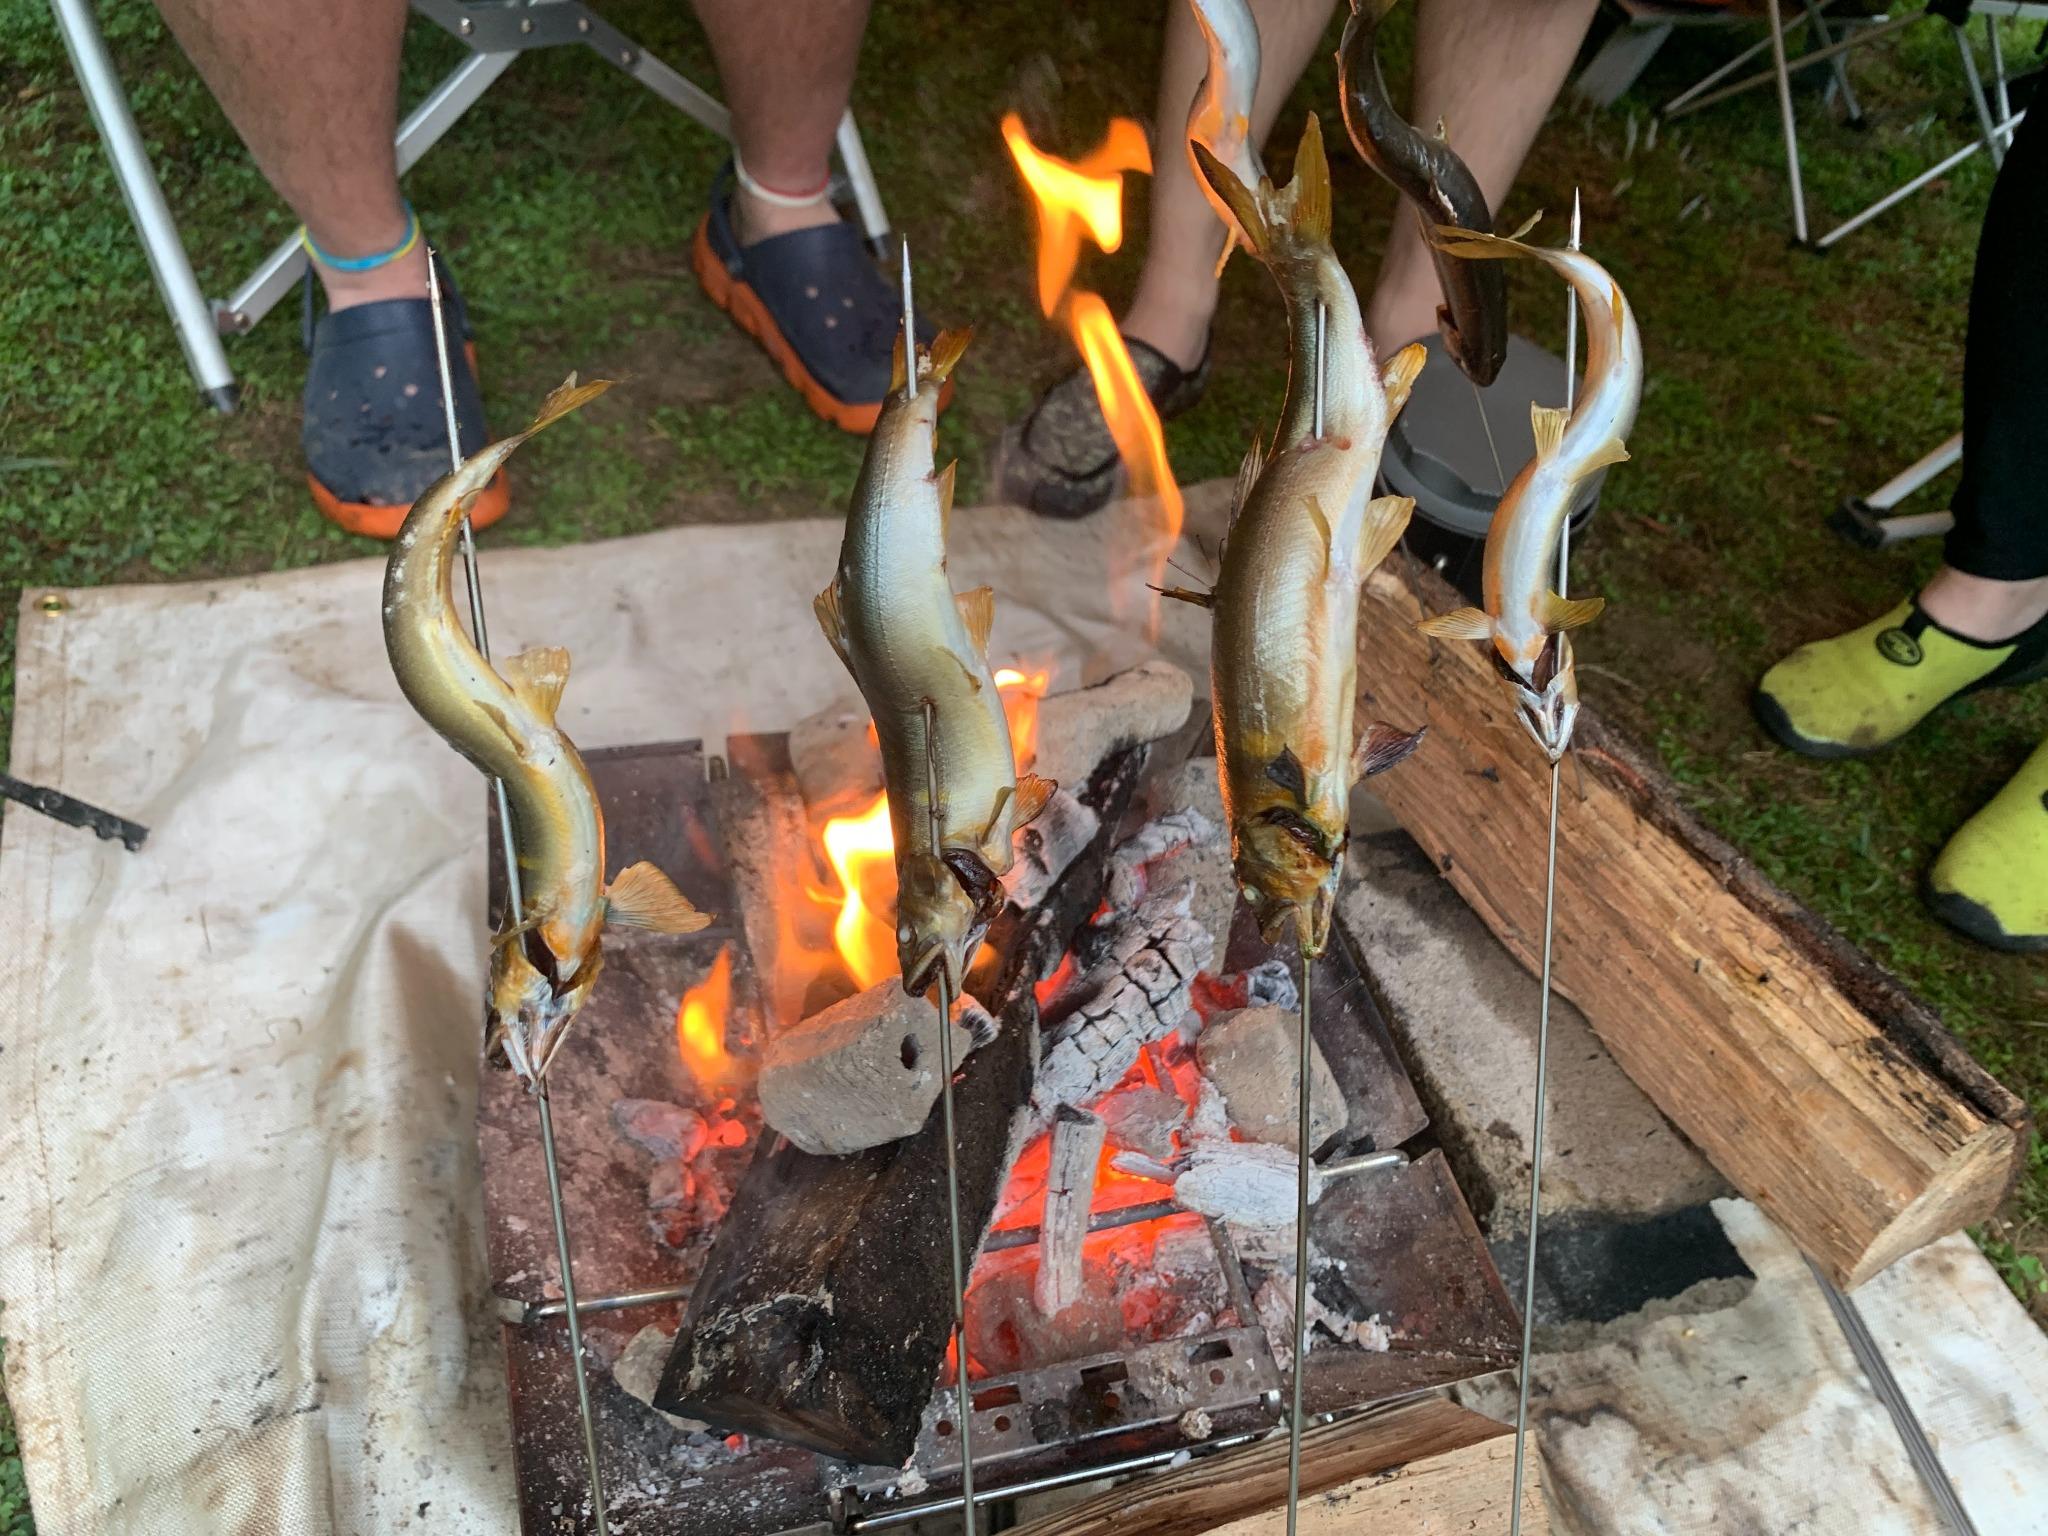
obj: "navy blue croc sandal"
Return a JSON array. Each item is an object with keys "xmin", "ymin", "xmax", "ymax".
[
  {"xmin": 691, "ymin": 162, "xmax": 942, "ymax": 433},
  {"xmin": 302, "ymin": 253, "xmax": 500, "ymax": 538}
]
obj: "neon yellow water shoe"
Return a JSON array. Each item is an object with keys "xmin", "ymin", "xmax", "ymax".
[
  {"xmin": 1753, "ymin": 600, "xmax": 2048, "ymax": 759},
  {"xmin": 1926, "ymin": 736, "xmax": 2048, "ymax": 952}
]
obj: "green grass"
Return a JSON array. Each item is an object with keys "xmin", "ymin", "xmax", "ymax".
[{"xmin": 2, "ymin": 1, "xmax": 2047, "ymax": 1520}]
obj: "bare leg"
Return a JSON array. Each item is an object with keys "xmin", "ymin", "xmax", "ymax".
[
  {"xmin": 1920, "ymin": 568, "xmax": 2048, "ymax": 640},
  {"xmin": 691, "ymin": 0, "xmax": 873, "ymax": 244},
  {"xmin": 153, "ymin": 0, "xmax": 424, "ymax": 310},
  {"xmin": 1363, "ymin": 0, "xmax": 1598, "ymax": 353},
  {"xmin": 1123, "ymin": 0, "xmax": 1337, "ymax": 370}
]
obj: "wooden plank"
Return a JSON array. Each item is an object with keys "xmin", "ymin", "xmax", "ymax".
[
  {"xmin": 1209, "ymin": 1434, "xmax": 1548, "ymax": 1535},
  {"xmin": 1354, "ymin": 560, "xmax": 2030, "ymax": 1288},
  {"xmin": 1006, "ymin": 1396, "xmax": 1508, "ymax": 1536}
]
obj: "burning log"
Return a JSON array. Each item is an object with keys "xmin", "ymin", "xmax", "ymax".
[
  {"xmin": 1153, "ymin": 1139, "xmax": 1325, "ymax": 1229},
  {"xmin": 1095, "ymin": 1081, "xmax": 1188, "ymax": 1158},
  {"xmin": 1005, "ymin": 786, "xmax": 1101, "ymax": 910},
  {"xmin": 1196, "ymin": 1005, "xmax": 1345, "ymax": 1155},
  {"xmin": 1033, "ymin": 1105, "xmax": 1108, "ymax": 1317},
  {"xmin": 1032, "ymin": 660, "xmax": 1195, "ymax": 791},
  {"xmin": 756, "ymin": 981, "xmax": 994, "ymax": 1156},
  {"xmin": 657, "ymin": 744, "xmax": 1148, "ymax": 1464},
  {"xmin": 788, "ymin": 700, "xmax": 883, "ymax": 818},
  {"xmin": 1032, "ymin": 884, "xmax": 1213, "ymax": 1116}
]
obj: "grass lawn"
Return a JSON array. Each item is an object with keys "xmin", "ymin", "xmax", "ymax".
[{"xmin": 3, "ymin": 0, "xmax": 2046, "ymax": 1521}]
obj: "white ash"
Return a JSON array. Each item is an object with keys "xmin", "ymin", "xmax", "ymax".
[
  {"xmin": 789, "ymin": 700, "xmax": 882, "ymax": 816},
  {"xmin": 1353, "ymin": 1314, "xmax": 1393, "ymax": 1352},
  {"xmin": 611, "ymin": 1099, "xmax": 709, "ymax": 1163},
  {"xmin": 1031, "ymin": 883, "xmax": 1213, "ymax": 1117},
  {"xmin": 1005, "ymin": 788, "xmax": 1100, "ymax": 910},
  {"xmin": 1187, "ymin": 1077, "xmax": 1233, "ymax": 1143},
  {"xmin": 1095, "ymin": 1082, "xmax": 1188, "ymax": 1158},
  {"xmin": 1110, "ymin": 1150, "xmax": 1176, "ymax": 1184},
  {"xmin": 1030, "ymin": 660, "xmax": 1195, "ymax": 792},
  {"xmin": 1252, "ymin": 1275, "xmax": 1353, "ymax": 1373},
  {"xmin": 893, "ymin": 1466, "xmax": 929, "ymax": 1499},
  {"xmin": 613, "ymin": 1325, "xmax": 709, "ymax": 1433},
  {"xmin": 1105, "ymin": 807, "xmax": 1217, "ymax": 911},
  {"xmin": 1178, "ymin": 1408, "xmax": 1215, "ymax": 1441},
  {"xmin": 1237, "ymin": 959, "xmax": 1298, "ymax": 1013},
  {"xmin": 1168, "ymin": 1139, "xmax": 1326, "ymax": 1228}
]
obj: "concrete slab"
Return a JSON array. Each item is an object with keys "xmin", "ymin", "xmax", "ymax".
[{"xmin": 1336, "ymin": 829, "xmax": 1727, "ymax": 1234}]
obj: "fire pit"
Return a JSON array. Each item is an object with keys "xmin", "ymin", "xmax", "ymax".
[{"xmin": 478, "ymin": 667, "xmax": 1518, "ymax": 1535}]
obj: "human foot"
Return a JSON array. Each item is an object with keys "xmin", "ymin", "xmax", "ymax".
[
  {"xmin": 1926, "ymin": 733, "xmax": 2048, "ymax": 952},
  {"xmin": 1918, "ymin": 566, "xmax": 2048, "ymax": 643}
]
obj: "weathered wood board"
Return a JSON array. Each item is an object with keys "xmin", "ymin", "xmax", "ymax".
[{"xmin": 1355, "ymin": 559, "xmax": 2030, "ymax": 1287}]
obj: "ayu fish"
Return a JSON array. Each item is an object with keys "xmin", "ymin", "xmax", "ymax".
[
  {"xmin": 1336, "ymin": 0, "xmax": 1508, "ymax": 387},
  {"xmin": 816, "ymin": 330, "xmax": 1056, "ymax": 996},
  {"xmin": 1416, "ymin": 224, "xmax": 1642, "ymax": 759},
  {"xmin": 383, "ymin": 377, "xmax": 710, "ymax": 1082},
  {"xmin": 1189, "ymin": 116, "xmax": 1427, "ymax": 956},
  {"xmin": 1186, "ymin": 0, "xmax": 1265, "ymax": 269}
]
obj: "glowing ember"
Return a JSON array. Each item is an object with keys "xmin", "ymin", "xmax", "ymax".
[
  {"xmin": 1002, "ymin": 116, "xmax": 1186, "ymax": 620},
  {"xmin": 677, "ymin": 945, "xmax": 736, "ymax": 1088}
]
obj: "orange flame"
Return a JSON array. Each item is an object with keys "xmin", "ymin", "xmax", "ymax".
[
  {"xmin": 1001, "ymin": 116, "xmax": 1184, "ymax": 622},
  {"xmin": 993, "ymin": 664, "xmax": 1052, "ymax": 769},
  {"xmin": 677, "ymin": 945, "xmax": 736, "ymax": 1087}
]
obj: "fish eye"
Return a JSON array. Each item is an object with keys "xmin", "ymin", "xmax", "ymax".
[{"xmin": 897, "ymin": 922, "xmax": 912, "ymax": 942}]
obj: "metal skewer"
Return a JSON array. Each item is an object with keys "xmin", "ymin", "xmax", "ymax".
[
  {"xmin": 426, "ymin": 251, "xmax": 611, "ymax": 1536},
  {"xmin": 904, "ymin": 242, "xmax": 976, "ymax": 1533},
  {"xmin": 1284, "ymin": 298, "xmax": 1331, "ymax": 1536},
  {"xmin": 1507, "ymin": 189, "xmax": 1580, "ymax": 1536}
]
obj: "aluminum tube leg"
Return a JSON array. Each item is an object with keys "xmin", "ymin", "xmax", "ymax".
[
  {"xmin": 1866, "ymin": 434, "xmax": 1963, "ymax": 510},
  {"xmin": 1954, "ymin": 24, "xmax": 2007, "ymax": 169},
  {"xmin": 48, "ymin": 0, "xmax": 239, "ymax": 409},
  {"xmin": 1804, "ymin": 0, "xmax": 1864, "ymax": 123},
  {"xmin": 1765, "ymin": 0, "xmax": 1812, "ymax": 244},
  {"xmin": 218, "ymin": 50, "xmax": 518, "ymax": 334},
  {"xmin": 1988, "ymin": 15, "xmax": 2011, "ymax": 124},
  {"xmin": 617, "ymin": 49, "xmax": 732, "ymax": 137},
  {"xmin": 836, "ymin": 110, "xmax": 892, "ymax": 255},
  {"xmin": 1662, "ymin": 21, "xmax": 1792, "ymax": 116},
  {"xmin": 1816, "ymin": 114, "xmax": 2023, "ymax": 248}
]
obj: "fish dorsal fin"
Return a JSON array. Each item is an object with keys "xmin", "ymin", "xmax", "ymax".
[
  {"xmin": 1417, "ymin": 606, "xmax": 1493, "ymax": 641},
  {"xmin": 503, "ymin": 646, "xmax": 571, "ymax": 724},
  {"xmin": 1191, "ymin": 141, "xmax": 1269, "ymax": 257},
  {"xmin": 1611, "ymin": 282, "xmax": 1627, "ymax": 332},
  {"xmin": 1381, "ymin": 343, "xmax": 1427, "ymax": 415},
  {"xmin": 956, "ymin": 584, "xmax": 996, "ymax": 657},
  {"xmin": 1353, "ymin": 720, "xmax": 1426, "ymax": 778},
  {"xmin": 1011, "ymin": 772, "xmax": 1057, "ymax": 828},
  {"xmin": 1230, "ymin": 428, "xmax": 1266, "ymax": 525},
  {"xmin": 927, "ymin": 327, "xmax": 974, "ymax": 384},
  {"xmin": 890, "ymin": 332, "xmax": 909, "ymax": 395},
  {"xmin": 1288, "ymin": 114, "xmax": 1332, "ymax": 243},
  {"xmin": 605, "ymin": 861, "xmax": 713, "ymax": 934},
  {"xmin": 1530, "ymin": 403, "xmax": 1569, "ymax": 460},
  {"xmin": 936, "ymin": 459, "xmax": 959, "ymax": 538},
  {"xmin": 814, "ymin": 580, "xmax": 853, "ymax": 672},
  {"xmin": 1541, "ymin": 592, "xmax": 1607, "ymax": 632},
  {"xmin": 1356, "ymin": 494, "xmax": 1414, "ymax": 577},
  {"xmin": 1582, "ymin": 436, "xmax": 1630, "ymax": 474}
]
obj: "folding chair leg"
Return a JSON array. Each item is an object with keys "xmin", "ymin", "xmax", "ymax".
[
  {"xmin": 1988, "ymin": 15, "xmax": 2012, "ymax": 123},
  {"xmin": 1765, "ymin": 0, "xmax": 1812, "ymax": 244},
  {"xmin": 834, "ymin": 110, "xmax": 893, "ymax": 256},
  {"xmin": 1954, "ymin": 22, "xmax": 2008, "ymax": 169},
  {"xmin": 1803, "ymin": 0, "xmax": 1865, "ymax": 125},
  {"xmin": 48, "ymin": 0, "xmax": 239, "ymax": 411}
]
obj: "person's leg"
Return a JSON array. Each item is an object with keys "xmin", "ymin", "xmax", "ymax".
[
  {"xmin": 1363, "ymin": 0, "xmax": 1598, "ymax": 353},
  {"xmin": 1122, "ymin": 0, "xmax": 1337, "ymax": 370},
  {"xmin": 153, "ymin": 0, "xmax": 424, "ymax": 310},
  {"xmin": 691, "ymin": 0, "xmax": 872, "ymax": 246}
]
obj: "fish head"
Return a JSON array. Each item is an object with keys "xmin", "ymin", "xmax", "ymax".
[
  {"xmin": 486, "ymin": 932, "xmax": 604, "ymax": 1083},
  {"xmin": 1233, "ymin": 805, "xmax": 1345, "ymax": 958},
  {"xmin": 896, "ymin": 849, "xmax": 1005, "ymax": 998},
  {"xmin": 1505, "ymin": 634, "xmax": 1580, "ymax": 763}
]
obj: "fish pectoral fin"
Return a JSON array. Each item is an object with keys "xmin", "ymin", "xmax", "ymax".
[
  {"xmin": 937, "ymin": 459, "xmax": 959, "ymax": 540},
  {"xmin": 956, "ymin": 584, "xmax": 996, "ymax": 658},
  {"xmin": 1581, "ymin": 436, "xmax": 1630, "ymax": 473},
  {"xmin": 1304, "ymin": 495, "xmax": 1334, "ymax": 571},
  {"xmin": 814, "ymin": 579, "xmax": 854, "ymax": 673},
  {"xmin": 1530, "ymin": 403, "xmax": 1570, "ymax": 460},
  {"xmin": 1417, "ymin": 605, "xmax": 1493, "ymax": 641},
  {"xmin": 1356, "ymin": 494, "xmax": 1415, "ymax": 576},
  {"xmin": 1229, "ymin": 428, "xmax": 1265, "ymax": 527},
  {"xmin": 978, "ymin": 784, "xmax": 1014, "ymax": 844},
  {"xmin": 1151, "ymin": 584, "xmax": 1216, "ymax": 609},
  {"xmin": 1381, "ymin": 344, "xmax": 1427, "ymax": 415},
  {"xmin": 1011, "ymin": 772, "xmax": 1057, "ymax": 829},
  {"xmin": 503, "ymin": 646, "xmax": 571, "ymax": 724},
  {"xmin": 1354, "ymin": 720, "xmax": 1427, "ymax": 778},
  {"xmin": 605, "ymin": 861, "xmax": 713, "ymax": 933},
  {"xmin": 1541, "ymin": 592, "xmax": 1607, "ymax": 632}
]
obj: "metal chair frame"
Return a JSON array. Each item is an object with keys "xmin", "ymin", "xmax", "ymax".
[{"xmin": 46, "ymin": 0, "xmax": 894, "ymax": 411}]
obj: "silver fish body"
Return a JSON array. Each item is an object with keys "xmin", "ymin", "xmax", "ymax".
[{"xmin": 1186, "ymin": 0, "xmax": 1264, "ymax": 263}]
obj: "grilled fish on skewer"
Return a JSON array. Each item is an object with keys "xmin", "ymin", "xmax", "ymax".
[
  {"xmin": 1186, "ymin": 0, "xmax": 1265, "ymax": 270},
  {"xmin": 1337, "ymin": 0, "xmax": 1508, "ymax": 387},
  {"xmin": 816, "ymin": 330, "xmax": 1056, "ymax": 996},
  {"xmin": 383, "ymin": 377, "xmax": 711, "ymax": 1082},
  {"xmin": 1416, "ymin": 225, "xmax": 1642, "ymax": 760},
  {"xmin": 1190, "ymin": 116, "xmax": 1427, "ymax": 957}
]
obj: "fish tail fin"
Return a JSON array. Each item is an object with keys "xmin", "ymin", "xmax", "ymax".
[
  {"xmin": 1191, "ymin": 141, "xmax": 1270, "ymax": 259},
  {"xmin": 409, "ymin": 375, "xmax": 612, "ymax": 536},
  {"xmin": 521, "ymin": 374, "xmax": 615, "ymax": 438},
  {"xmin": 1356, "ymin": 493, "xmax": 1414, "ymax": 576},
  {"xmin": 890, "ymin": 331, "xmax": 909, "ymax": 395},
  {"xmin": 1381, "ymin": 342, "xmax": 1427, "ymax": 415},
  {"xmin": 1417, "ymin": 605, "xmax": 1493, "ymax": 641},
  {"xmin": 605, "ymin": 861, "xmax": 713, "ymax": 933},
  {"xmin": 1530, "ymin": 403, "xmax": 1570, "ymax": 460},
  {"xmin": 926, "ymin": 327, "xmax": 975, "ymax": 385},
  {"xmin": 1541, "ymin": 592, "xmax": 1606, "ymax": 633},
  {"xmin": 1285, "ymin": 113, "xmax": 1332, "ymax": 245},
  {"xmin": 503, "ymin": 645, "xmax": 571, "ymax": 723},
  {"xmin": 1426, "ymin": 211, "xmax": 1542, "ymax": 262}
]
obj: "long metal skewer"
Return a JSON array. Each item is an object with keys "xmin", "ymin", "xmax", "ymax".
[
  {"xmin": 425, "ymin": 252, "xmax": 611, "ymax": 1536},
  {"xmin": 1507, "ymin": 189, "xmax": 1581, "ymax": 1536},
  {"xmin": 903, "ymin": 240, "xmax": 977, "ymax": 1532},
  {"xmin": 1283, "ymin": 298, "xmax": 1330, "ymax": 1536}
]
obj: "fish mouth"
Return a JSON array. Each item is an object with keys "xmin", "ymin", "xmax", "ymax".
[
  {"xmin": 1507, "ymin": 636, "xmax": 1579, "ymax": 761},
  {"xmin": 903, "ymin": 942, "xmax": 952, "ymax": 999}
]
